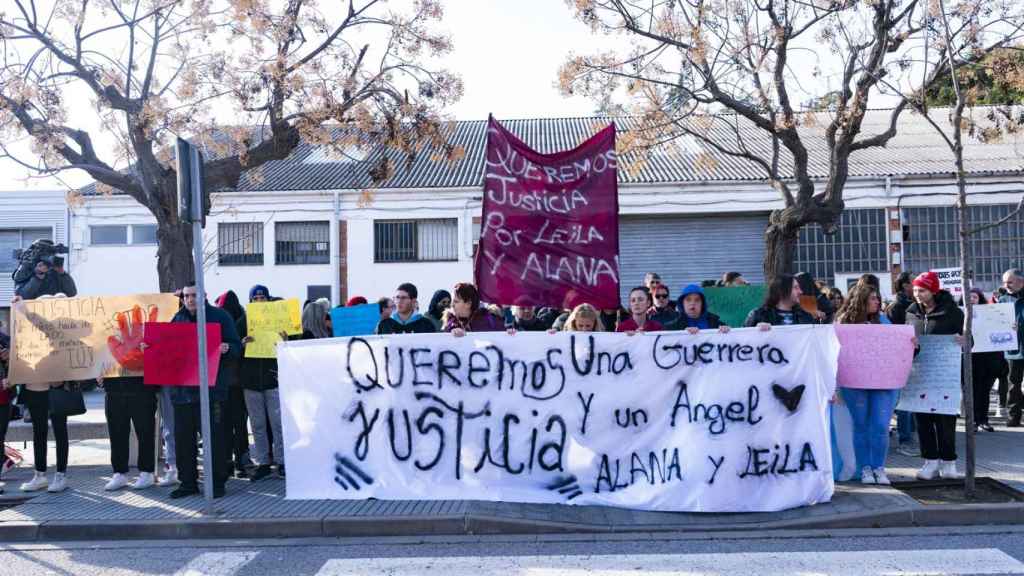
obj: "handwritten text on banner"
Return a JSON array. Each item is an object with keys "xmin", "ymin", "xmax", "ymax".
[{"xmin": 278, "ymin": 326, "xmax": 840, "ymax": 512}]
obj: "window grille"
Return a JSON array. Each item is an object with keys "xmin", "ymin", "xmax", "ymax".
[
  {"xmin": 276, "ymin": 221, "xmax": 330, "ymax": 265},
  {"xmin": 374, "ymin": 219, "xmax": 458, "ymax": 262},
  {"xmin": 219, "ymin": 222, "xmax": 264, "ymax": 266},
  {"xmin": 794, "ymin": 209, "xmax": 889, "ymax": 284}
]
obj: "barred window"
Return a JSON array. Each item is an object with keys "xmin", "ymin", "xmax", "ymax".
[
  {"xmin": 374, "ymin": 219, "xmax": 458, "ymax": 263},
  {"xmin": 0, "ymin": 227, "xmax": 53, "ymax": 272},
  {"xmin": 904, "ymin": 204, "xmax": 1024, "ymax": 292},
  {"xmin": 276, "ymin": 221, "xmax": 329, "ymax": 265},
  {"xmin": 794, "ymin": 209, "xmax": 889, "ymax": 284},
  {"xmin": 219, "ymin": 222, "xmax": 264, "ymax": 266}
]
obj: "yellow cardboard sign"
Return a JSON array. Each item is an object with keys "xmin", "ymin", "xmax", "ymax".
[
  {"xmin": 9, "ymin": 294, "xmax": 180, "ymax": 384},
  {"xmin": 245, "ymin": 299, "xmax": 302, "ymax": 358}
]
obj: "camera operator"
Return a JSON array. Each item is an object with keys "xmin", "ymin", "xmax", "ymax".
[{"xmin": 13, "ymin": 256, "xmax": 76, "ymax": 302}]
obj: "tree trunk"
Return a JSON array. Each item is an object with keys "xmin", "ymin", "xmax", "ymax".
[
  {"xmin": 763, "ymin": 210, "xmax": 800, "ymax": 281},
  {"xmin": 155, "ymin": 220, "xmax": 196, "ymax": 293}
]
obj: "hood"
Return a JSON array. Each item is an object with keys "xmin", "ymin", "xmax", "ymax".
[
  {"xmin": 249, "ymin": 285, "xmax": 271, "ymax": 302},
  {"xmin": 428, "ymin": 290, "xmax": 451, "ymax": 318},
  {"xmin": 392, "ymin": 310, "xmax": 425, "ymax": 325},
  {"xmin": 216, "ymin": 290, "xmax": 245, "ymax": 322},
  {"xmin": 677, "ymin": 284, "xmax": 708, "ymax": 320}
]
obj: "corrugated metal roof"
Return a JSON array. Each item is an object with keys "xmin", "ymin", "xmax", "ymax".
[{"xmin": 84, "ymin": 107, "xmax": 1024, "ymax": 195}]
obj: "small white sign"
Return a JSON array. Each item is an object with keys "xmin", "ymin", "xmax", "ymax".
[
  {"xmin": 932, "ymin": 267, "xmax": 964, "ymax": 299},
  {"xmin": 971, "ymin": 303, "xmax": 1018, "ymax": 353}
]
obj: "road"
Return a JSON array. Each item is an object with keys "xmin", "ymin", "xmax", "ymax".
[{"xmin": 0, "ymin": 526, "xmax": 1022, "ymax": 575}]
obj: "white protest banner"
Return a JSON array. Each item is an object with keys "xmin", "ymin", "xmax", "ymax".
[
  {"xmin": 896, "ymin": 335, "xmax": 962, "ymax": 415},
  {"xmin": 970, "ymin": 303, "xmax": 1018, "ymax": 353},
  {"xmin": 932, "ymin": 267, "xmax": 964, "ymax": 299},
  {"xmin": 278, "ymin": 326, "xmax": 839, "ymax": 513}
]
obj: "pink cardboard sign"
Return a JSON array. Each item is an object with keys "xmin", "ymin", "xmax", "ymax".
[
  {"xmin": 142, "ymin": 322, "xmax": 221, "ymax": 387},
  {"xmin": 836, "ymin": 324, "xmax": 916, "ymax": 389}
]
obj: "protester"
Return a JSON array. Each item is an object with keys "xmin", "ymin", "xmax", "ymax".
[
  {"xmin": 886, "ymin": 272, "xmax": 915, "ymax": 325},
  {"xmin": 377, "ymin": 297, "xmax": 394, "ymax": 322},
  {"xmin": 14, "ymin": 257, "xmax": 77, "ymax": 300},
  {"xmin": 0, "ymin": 331, "xmax": 12, "ymax": 489},
  {"xmin": 834, "ymin": 285, "xmax": 898, "ymax": 485},
  {"xmin": 795, "ymin": 272, "xmax": 831, "ymax": 322},
  {"xmin": 744, "ymin": 274, "xmax": 815, "ymax": 329},
  {"xmin": 855, "ymin": 274, "xmax": 891, "ymax": 324},
  {"xmin": 99, "ymin": 372, "xmax": 158, "ymax": 491},
  {"xmin": 643, "ymin": 272, "xmax": 662, "ymax": 295},
  {"xmin": 376, "ymin": 283, "xmax": 436, "ymax": 334},
  {"xmin": 239, "ymin": 285, "xmax": 285, "ymax": 482},
  {"xmin": 907, "ymin": 271, "xmax": 964, "ymax": 480},
  {"xmin": 670, "ymin": 284, "xmax": 729, "ymax": 334},
  {"xmin": 617, "ymin": 287, "xmax": 663, "ymax": 333},
  {"xmin": 511, "ymin": 305, "xmax": 551, "ymax": 332},
  {"xmin": 721, "ymin": 271, "xmax": 749, "ymax": 287},
  {"xmin": 169, "ymin": 284, "xmax": 242, "ymax": 499},
  {"xmin": 301, "ymin": 298, "xmax": 333, "ymax": 339},
  {"xmin": 827, "ymin": 288, "xmax": 845, "ymax": 313},
  {"xmin": 426, "ymin": 290, "xmax": 452, "ymax": 331},
  {"xmin": 649, "ymin": 284, "xmax": 681, "ymax": 326},
  {"xmin": 561, "ymin": 304, "xmax": 605, "ymax": 332},
  {"xmin": 345, "ymin": 296, "xmax": 368, "ymax": 306},
  {"xmin": 445, "ymin": 283, "xmax": 502, "ymax": 335},
  {"xmin": 216, "ymin": 291, "xmax": 252, "ymax": 478},
  {"xmin": 966, "ymin": 288, "xmax": 1001, "ymax": 433},
  {"xmin": 599, "ymin": 307, "xmax": 627, "ymax": 332},
  {"xmin": 999, "ymin": 268, "xmax": 1024, "ymax": 428}
]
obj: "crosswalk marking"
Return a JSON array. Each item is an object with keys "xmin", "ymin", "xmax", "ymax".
[
  {"xmin": 173, "ymin": 551, "xmax": 259, "ymax": 576},
  {"xmin": 314, "ymin": 548, "xmax": 1024, "ymax": 576}
]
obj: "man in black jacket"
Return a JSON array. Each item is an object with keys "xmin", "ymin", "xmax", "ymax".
[
  {"xmin": 887, "ymin": 272, "xmax": 915, "ymax": 325},
  {"xmin": 375, "ymin": 283, "xmax": 436, "ymax": 335},
  {"xmin": 999, "ymin": 268, "xmax": 1024, "ymax": 427},
  {"xmin": 169, "ymin": 284, "xmax": 242, "ymax": 499}
]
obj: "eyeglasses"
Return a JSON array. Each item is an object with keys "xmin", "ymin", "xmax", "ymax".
[{"xmin": 655, "ymin": 294, "xmax": 669, "ymax": 300}]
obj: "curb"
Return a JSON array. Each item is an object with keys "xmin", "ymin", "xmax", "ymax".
[{"xmin": 1, "ymin": 503, "xmax": 1023, "ymax": 542}]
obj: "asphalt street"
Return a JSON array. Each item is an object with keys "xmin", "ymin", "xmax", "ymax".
[{"xmin": 0, "ymin": 525, "xmax": 1022, "ymax": 575}]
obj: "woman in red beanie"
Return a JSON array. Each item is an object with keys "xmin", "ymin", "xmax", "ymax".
[{"xmin": 906, "ymin": 271, "xmax": 965, "ymax": 480}]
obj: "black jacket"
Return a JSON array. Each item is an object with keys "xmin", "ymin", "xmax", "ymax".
[
  {"xmin": 744, "ymin": 305, "xmax": 816, "ymax": 327},
  {"xmin": 887, "ymin": 293, "xmax": 914, "ymax": 325},
  {"xmin": 16, "ymin": 270, "xmax": 77, "ymax": 300},
  {"xmin": 906, "ymin": 290, "xmax": 964, "ymax": 337},
  {"xmin": 375, "ymin": 314, "xmax": 437, "ymax": 335},
  {"xmin": 170, "ymin": 303, "xmax": 242, "ymax": 404}
]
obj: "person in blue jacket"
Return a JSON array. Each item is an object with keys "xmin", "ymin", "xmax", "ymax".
[{"xmin": 169, "ymin": 283, "xmax": 242, "ymax": 499}]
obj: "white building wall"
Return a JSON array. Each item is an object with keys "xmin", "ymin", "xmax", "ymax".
[{"xmin": 0, "ymin": 190, "xmax": 69, "ymax": 321}]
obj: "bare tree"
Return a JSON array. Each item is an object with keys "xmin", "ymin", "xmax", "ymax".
[
  {"xmin": 0, "ymin": 0, "xmax": 463, "ymax": 290},
  {"xmin": 560, "ymin": 0, "xmax": 1024, "ymax": 278}
]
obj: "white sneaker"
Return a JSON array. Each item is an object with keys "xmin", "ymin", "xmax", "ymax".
[
  {"xmin": 939, "ymin": 461, "xmax": 964, "ymax": 479},
  {"xmin": 157, "ymin": 466, "xmax": 179, "ymax": 487},
  {"xmin": 105, "ymin": 473, "xmax": 129, "ymax": 491},
  {"xmin": 47, "ymin": 472, "xmax": 67, "ymax": 493},
  {"xmin": 131, "ymin": 472, "xmax": 155, "ymax": 490},
  {"xmin": 20, "ymin": 472, "xmax": 48, "ymax": 492},
  {"xmin": 860, "ymin": 466, "xmax": 876, "ymax": 485},
  {"xmin": 873, "ymin": 468, "xmax": 891, "ymax": 485},
  {"xmin": 916, "ymin": 459, "xmax": 940, "ymax": 480}
]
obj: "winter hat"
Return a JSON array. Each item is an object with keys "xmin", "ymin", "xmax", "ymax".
[
  {"xmin": 346, "ymin": 296, "xmax": 368, "ymax": 306},
  {"xmin": 249, "ymin": 284, "xmax": 270, "ymax": 302},
  {"xmin": 912, "ymin": 271, "xmax": 941, "ymax": 294}
]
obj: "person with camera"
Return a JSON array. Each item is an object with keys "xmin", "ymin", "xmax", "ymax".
[{"xmin": 13, "ymin": 250, "xmax": 76, "ymax": 301}]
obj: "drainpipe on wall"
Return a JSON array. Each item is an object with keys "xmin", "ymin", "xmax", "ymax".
[{"xmin": 331, "ymin": 190, "xmax": 341, "ymax": 307}]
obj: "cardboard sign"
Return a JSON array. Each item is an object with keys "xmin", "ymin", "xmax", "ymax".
[
  {"xmin": 8, "ymin": 294, "xmax": 180, "ymax": 385},
  {"xmin": 932, "ymin": 268, "xmax": 964, "ymax": 299},
  {"xmin": 703, "ymin": 285, "xmax": 767, "ymax": 328},
  {"xmin": 278, "ymin": 326, "xmax": 840, "ymax": 512},
  {"xmin": 970, "ymin": 303, "xmax": 1018, "ymax": 353},
  {"xmin": 245, "ymin": 299, "xmax": 302, "ymax": 358},
  {"xmin": 835, "ymin": 324, "xmax": 916, "ymax": 389},
  {"xmin": 799, "ymin": 295, "xmax": 819, "ymax": 316},
  {"xmin": 142, "ymin": 322, "xmax": 221, "ymax": 387},
  {"xmin": 330, "ymin": 304, "xmax": 381, "ymax": 337},
  {"xmin": 896, "ymin": 335, "xmax": 962, "ymax": 415}
]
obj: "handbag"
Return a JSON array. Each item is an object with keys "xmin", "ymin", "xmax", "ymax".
[{"xmin": 49, "ymin": 382, "xmax": 87, "ymax": 417}]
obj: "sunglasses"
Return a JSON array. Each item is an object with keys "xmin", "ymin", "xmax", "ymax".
[{"xmin": 655, "ymin": 293, "xmax": 669, "ymax": 299}]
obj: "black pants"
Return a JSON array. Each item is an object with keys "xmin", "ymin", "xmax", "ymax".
[
  {"xmin": 225, "ymin": 387, "xmax": 249, "ymax": 469},
  {"xmin": 105, "ymin": 390, "xmax": 157, "ymax": 474},
  {"xmin": 0, "ymin": 403, "xmax": 10, "ymax": 466},
  {"xmin": 1008, "ymin": 359, "xmax": 1024, "ymax": 421},
  {"xmin": 22, "ymin": 388, "xmax": 69, "ymax": 473},
  {"xmin": 916, "ymin": 413, "xmax": 957, "ymax": 461},
  {"xmin": 173, "ymin": 401, "xmax": 228, "ymax": 491},
  {"xmin": 973, "ymin": 370, "xmax": 997, "ymax": 425}
]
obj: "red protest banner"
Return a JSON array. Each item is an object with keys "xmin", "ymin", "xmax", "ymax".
[
  {"xmin": 142, "ymin": 322, "xmax": 221, "ymax": 387},
  {"xmin": 474, "ymin": 116, "xmax": 620, "ymax": 309}
]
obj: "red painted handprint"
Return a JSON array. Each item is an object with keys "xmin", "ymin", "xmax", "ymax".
[{"xmin": 107, "ymin": 304, "xmax": 159, "ymax": 371}]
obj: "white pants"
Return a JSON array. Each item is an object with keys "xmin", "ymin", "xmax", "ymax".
[{"xmin": 244, "ymin": 388, "xmax": 283, "ymax": 466}]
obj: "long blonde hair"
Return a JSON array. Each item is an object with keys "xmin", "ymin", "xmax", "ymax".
[{"xmin": 563, "ymin": 303, "xmax": 605, "ymax": 332}]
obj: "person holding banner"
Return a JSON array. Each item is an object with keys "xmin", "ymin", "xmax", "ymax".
[
  {"xmin": 445, "ymin": 283, "xmax": 501, "ymax": 335},
  {"xmin": 744, "ymin": 274, "xmax": 815, "ymax": 329},
  {"xmin": 669, "ymin": 284, "xmax": 730, "ymax": 334},
  {"xmin": 426, "ymin": 290, "xmax": 451, "ymax": 331},
  {"xmin": 376, "ymin": 283, "xmax": 436, "ymax": 335},
  {"xmin": 560, "ymin": 303, "xmax": 605, "ymax": 332},
  {"xmin": 966, "ymin": 288, "xmax": 1001, "ymax": 433},
  {"xmin": 907, "ymin": 271, "xmax": 965, "ymax": 480},
  {"xmin": 215, "ymin": 291, "xmax": 252, "ymax": 478},
  {"xmin": 834, "ymin": 286, "xmax": 900, "ymax": 485},
  {"xmin": 169, "ymin": 284, "xmax": 242, "ymax": 499},
  {"xmin": 616, "ymin": 287, "xmax": 663, "ymax": 333},
  {"xmin": 100, "ymin": 374, "xmax": 158, "ymax": 491},
  {"xmin": 240, "ymin": 286, "xmax": 285, "ymax": 482},
  {"xmin": 999, "ymin": 269, "xmax": 1024, "ymax": 428}
]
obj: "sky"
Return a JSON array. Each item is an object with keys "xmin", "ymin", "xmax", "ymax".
[{"xmin": 0, "ymin": 0, "xmax": 610, "ymax": 191}]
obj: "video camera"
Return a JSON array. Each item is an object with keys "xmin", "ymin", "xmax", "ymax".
[{"xmin": 12, "ymin": 238, "xmax": 69, "ymax": 285}]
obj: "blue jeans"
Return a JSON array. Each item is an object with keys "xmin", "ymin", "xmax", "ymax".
[
  {"xmin": 896, "ymin": 409, "xmax": 915, "ymax": 443},
  {"xmin": 840, "ymin": 388, "xmax": 900, "ymax": 469}
]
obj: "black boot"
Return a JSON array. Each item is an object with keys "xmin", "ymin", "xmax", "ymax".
[{"xmin": 249, "ymin": 465, "xmax": 272, "ymax": 481}]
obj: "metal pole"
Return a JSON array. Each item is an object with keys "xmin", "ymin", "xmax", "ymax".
[
  {"xmin": 190, "ymin": 145, "xmax": 215, "ymax": 508},
  {"xmin": 331, "ymin": 190, "xmax": 341, "ymax": 307}
]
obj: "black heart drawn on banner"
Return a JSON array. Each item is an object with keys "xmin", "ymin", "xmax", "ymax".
[{"xmin": 772, "ymin": 384, "xmax": 805, "ymax": 413}]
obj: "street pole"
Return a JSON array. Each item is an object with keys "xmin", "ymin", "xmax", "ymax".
[{"xmin": 188, "ymin": 143, "xmax": 216, "ymax": 509}]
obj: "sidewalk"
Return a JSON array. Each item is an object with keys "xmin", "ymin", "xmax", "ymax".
[{"xmin": 1, "ymin": 394, "xmax": 1022, "ymax": 541}]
